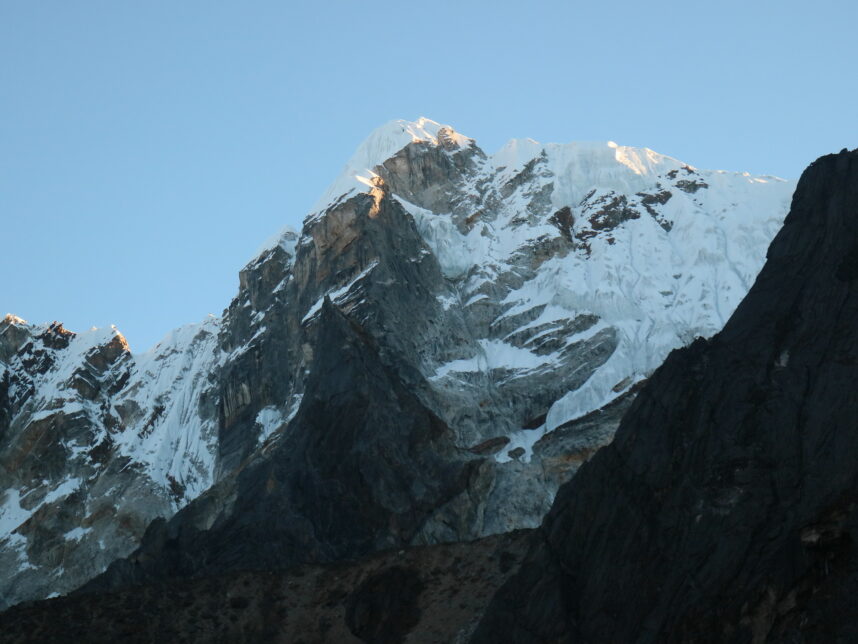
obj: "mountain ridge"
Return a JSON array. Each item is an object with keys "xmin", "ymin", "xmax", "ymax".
[
  {"xmin": 3, "ymin": 146, "xmax": 855, "ymax": 643},
  {"xmin": 0, "ymin": 117, "xmax": 795, "ymax": 608}
]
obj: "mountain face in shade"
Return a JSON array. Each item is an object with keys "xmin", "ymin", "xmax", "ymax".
[
  {"xmin": 472, "ymin": 149, "xmax": 858, "ymax": 643},
  {"xmin": 0, "ymin": 118, "xmax": 793, "ymax": 607}
]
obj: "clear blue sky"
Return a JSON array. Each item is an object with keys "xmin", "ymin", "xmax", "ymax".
[{"xmin": 3, "ymin": 1, "xmax": 856, "ymax": 351}]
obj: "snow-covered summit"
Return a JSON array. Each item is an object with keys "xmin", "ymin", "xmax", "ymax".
[
  {"xmin": 251, "ymin": 224, "xmax": 300, "ymax": 264},
  {"xmin": 272, "ymin": 116, "xmax": 792, "ymax": 280},
  {"xmin": 2, "ymin": 314, "xmax": 27, "ymax": 327},
  {"xmin": 309, "ymin": 117, "xmax": 474, "ymax": 218},
  {"xmin": 304, "ymin": 117, "xmax": 795, "ymax": 463}
]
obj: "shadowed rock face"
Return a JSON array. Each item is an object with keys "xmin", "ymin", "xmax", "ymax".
[
  {"xmin": 472, "ymin": 150, "xmax": 858, "ymax": 643},
  {"xmin": 81, "ymin": 296, "xmax": 477, "ymax": 592},
  {"xmin": 345, "ymin": 566, "xmax": 426, "ymax": 643},
  {"xmin": 75, "ymin": 172, "xmax": 632, "ymax": 595},
  {"xmin": 213, "ymin": 185, "xmax": 472, "ymax": 479}
]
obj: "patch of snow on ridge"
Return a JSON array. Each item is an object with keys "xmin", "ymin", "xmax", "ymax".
[
  {"xmin": 42, "ymin": 477, "xmax": 82, "ymax": 505},
  {"xmin": 0, "ymin": 489, "xmax": 31, "ymax": 537},
  {"xmin": 252, "ymin": 225, "xmax": 300, "ymax": 263},
  {"xmin": 0, "ymin": 477, "xmax": 84, "ymax": 545},
  {"xmin": 63, "ymin": 526, "xmax": 92, "ymax": 542},
  {"xmin": 302, "ymin": 260, "xmax": 380, "ymax": 323},
  {"xmin": 432, "ymin": 338, "xmax": 567, "ymax": 381},
  {"xmin": 255, "ymin": 406, "xmax": 285, "ymax": 445},
  {"xmin": 284, "ymin": 394, "xmax": 303, "ymax": 423}
]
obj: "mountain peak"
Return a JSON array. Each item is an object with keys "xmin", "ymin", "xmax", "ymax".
[
  {"xmin": 0, "ymin": 117, "xmax": 798, "ymax": 613},
  {"xmin": 388, "ymin": 116, "xmax": 473, "ymax": 148},
  {"xmin": 2, "ymin": 314, "xmax": 27, "ymax": 327},
  {"xmin": 309, "ymin": 117, "xmax": 473, "ymax": 218}
]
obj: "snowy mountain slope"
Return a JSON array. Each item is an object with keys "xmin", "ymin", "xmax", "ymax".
[
  {"xmin": 0, "ymin": 117, "xmax": 795, "ymax": 607},
  {"xmin": 0, "ymin": 315, "xmax": 223, "ymax": 608},
  {"xmin": 291, "ymin": 118, "xmax": 793, "ymax": 458},
  {"xmin": 471, "ymin": 146, "xmax": 858, "ymax": 644}
]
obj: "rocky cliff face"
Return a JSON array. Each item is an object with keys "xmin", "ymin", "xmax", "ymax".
[
  {"xmin": 472, "ymin": 149, "xmax": 858, "ymax": 642},
  {"xmin": 0, "ymin": 317, "xmax": 221, "ymax": 608},
  {"xmin": 0, "ymin": 118, "xmax": 794, "ymax": 607}
]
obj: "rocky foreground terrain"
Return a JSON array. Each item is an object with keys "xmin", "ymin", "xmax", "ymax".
[
  {"xmin": 0, "ymin": 531, "xmax": 530, "ymax": 643},
  {"xmin": 2, "ymin": 118, "xmax": 795, "ymax": 619}
]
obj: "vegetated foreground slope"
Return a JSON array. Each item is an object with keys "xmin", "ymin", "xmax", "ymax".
[
  {"xmin": 0, "ymin": 118, "xmax": 794, "ymax": 607},
  {"xmin": 0, "ymin": 530, "xmax": 530, "ymax": 643},
  {"xmin": 473, "ymin": 149, "xmax": 858, "ymax": 643}
]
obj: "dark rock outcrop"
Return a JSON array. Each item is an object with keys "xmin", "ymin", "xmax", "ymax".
[
  {"xmin": 472, "ymin": 149, "xmax": 858, "ymax": 642},
  {"xmin": 344, "ymin": 566, "xmax": 426, "ymax": 643}
]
